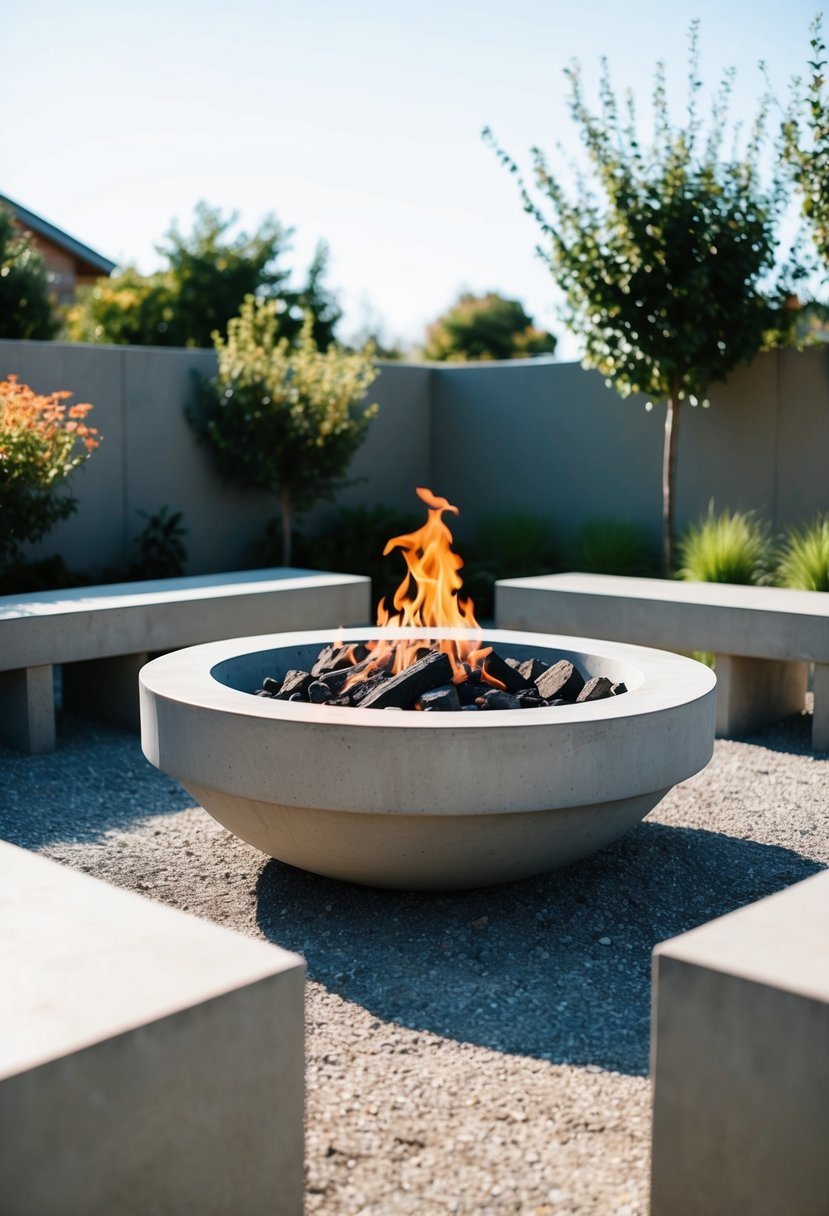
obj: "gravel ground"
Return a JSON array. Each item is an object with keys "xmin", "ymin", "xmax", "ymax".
[{"xmin": 1, "ymin": 704, "xmax": 827, "ymax": 1215}]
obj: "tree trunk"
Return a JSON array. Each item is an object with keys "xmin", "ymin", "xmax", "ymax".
[
  {"xmin": 662, "ymin": 382, "xmax": 682, "ymax": 576},
  {"xmin": 279, "ymin": 491, "xmax": 293, "ymax": 567}
]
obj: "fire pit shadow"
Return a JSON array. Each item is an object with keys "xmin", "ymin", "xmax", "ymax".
[{"xmin": 254, "ymin": 823, "xmax": 824, "ymax": 1076}]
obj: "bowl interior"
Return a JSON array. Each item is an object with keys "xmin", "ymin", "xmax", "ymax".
[{"xmin": 210, "ymin": 635, "xmax": 645, "ymax": 698}]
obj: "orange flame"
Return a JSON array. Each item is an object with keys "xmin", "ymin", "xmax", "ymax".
[{"xmin": 346, "ymin": 487, "xmax": 495, "ymax": 688}]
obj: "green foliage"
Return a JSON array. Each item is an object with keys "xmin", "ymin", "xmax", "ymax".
[
  {"xmin": 677, "ymin": 505, "xmax": 773, "ymax": 585},
  {"xmin": 422, "ymin": 292, "xmax": 556, "ymax": 362},
  {"xmin": 66, "ymin": 202, "xmax": 341, "ymax": 350},
  {"xmin": 485, "ymin": 24, "xmax": 784, "ymax": 572},
  {"xmin": 460, "ymin": 511, "xmax": 560, "ymax": 618},
  {"xmin": 189, "ymin": 296, "xmax": 379, "ymax": 564},
  {"xmin": 0, "ymin": 205, "xmax": 59, "ymax": 341},
  {"xmin": 0, "ymin": 554, "xmax": 91, "ymax": 595},
  {"xmin": 128, "ymin": 506, "xmax": 188, "ymax": 579},
  {"xmin": 782, "ymin": 17, "xmax": 829, "ymax": 276},
  {"xmin": 0, "ymin": 375, "xmax": 99, "ymax": 570},
  {"xmin": 570, "ymin": 518, "xmax": 658, "ymax": 575},
  {"xmin": 290, "ymin": 502, "xmax": 423, "ymax": 610},
  {"xmin": 776, "ymin": 515, "xmax": 829, "ymax": 591}
]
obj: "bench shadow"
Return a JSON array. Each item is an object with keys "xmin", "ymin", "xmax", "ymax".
[
  {"xmin": 255, "ymin": 822, "xmax": 824, "ymax": 1077},
  {"xmin": 0, "ymin": 712, "xmax": 194, "ymax": 849}
]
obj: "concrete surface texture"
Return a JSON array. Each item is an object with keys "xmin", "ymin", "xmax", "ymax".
[
  {"xmin": 1, "ymin": 703, "xmax": 825, "ymax": 1215},
  {"xmin": 0, "ymin": 841, "xmax": 305, "ymax": 1216},
  {"xmin": 139, "ymin": 626, "xmax": 715, "ymax": 888},
  {"xmin": 0, "ymin": 568, "xmax": 371, "ymax": 753},
  {"xmin": 495, "ymin": 573, "xmax": 829, "ymax": 749},
  {"xmin": 2, "ymin": 340, "xmax": 827, "ymax": 577},
  {"xmin": 650, "ymin": 870, "xmax": 829, "ymax": 1216}
]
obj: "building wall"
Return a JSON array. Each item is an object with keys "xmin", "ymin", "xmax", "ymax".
[{"xmin": 1, "ymin": 339, "xmax": 827, "ymax": 578}]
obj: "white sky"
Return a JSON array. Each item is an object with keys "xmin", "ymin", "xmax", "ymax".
[{"xmin": 4, "ymin": 0, "xmax": 819, "ymax": 357}]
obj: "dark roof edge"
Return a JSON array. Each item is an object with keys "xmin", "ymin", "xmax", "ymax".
[{"xmin": 0, "ymin": 192, "xmax": 117, "ymax": 274}]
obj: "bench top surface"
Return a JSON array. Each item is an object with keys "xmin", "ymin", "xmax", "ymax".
[
  {"xmin": 0, "ymin": 567, "xmax": 367, "ymax": 622},
  {"xmin": 655, "ymin": 869, "xmax": 829, "ymax": 1002},
  {"xmin": 0, "ymin": 842, "xmax": 303, "ymax": 1079},
  {"xmin": 500, "ymin": 572, "xmax": 829, "ymax": 620}
]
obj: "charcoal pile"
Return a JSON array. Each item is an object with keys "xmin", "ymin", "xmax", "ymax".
[{"xmin": 254, "ymin": 641, "xmax": 627, "ymax": 713}]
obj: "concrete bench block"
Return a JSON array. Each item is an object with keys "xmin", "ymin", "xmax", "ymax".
[
  {"xmin": 0, "ymin": 665, "xmax": 55, "ymax": 753},
  {"xmin": 496, "ymin": 573, "xmax": 829, "ymax": 748},
  {"xmin": 650, "ymin": 870, "xmax": 829, "ymax": 1216},
  {"xmin": 0, "ymin": 843, "xmax": 305, "ymax": 1216},
  {"xmin": 0, "ymin": 567, "xmax": 371, "ymax": 751},
  {"xmin": 714, "ymin": 654, "xmax": 809, "ymax": 737}
]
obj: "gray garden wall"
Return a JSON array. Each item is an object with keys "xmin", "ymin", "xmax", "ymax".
[{"xmin": 2, "ymin": 339, "xmax": 827, "ymax": 577}]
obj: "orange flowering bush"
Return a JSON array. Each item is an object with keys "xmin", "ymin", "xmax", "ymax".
[{"xmin": 0, "ymin": 375, "xmax": 100, "ymax": 567}]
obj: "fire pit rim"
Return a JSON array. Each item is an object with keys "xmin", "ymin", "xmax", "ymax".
[{"xmin": 141, "ymin": 625, "xmax": 715, "ymax": 730}]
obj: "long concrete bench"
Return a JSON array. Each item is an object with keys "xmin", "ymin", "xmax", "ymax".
[
  {"xmin": 496, "ymin": 572, "xmax": 829, "ymax": 751},
  {"xmin": 0, "ymin": 841, "xmax": 305, "ymax": 1216},
  {"xmin": 650, "ymin": 869, "xmax": 829, "ymax": 1216},
  {"xmin": 0, "ymin": 567, "xmax": 370, "ymax": 753}
]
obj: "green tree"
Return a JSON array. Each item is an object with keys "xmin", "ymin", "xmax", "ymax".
[
  {"xmin": 782, "ymin": 16, "xmax": 829, "ymax": 276},
  {"xmin": 66, "ymin": 202, "xmax": 341, "ymax": 350},
  {"xmin": 189, "ymin": 296, "xmax": 378, "ymax": 564},
  {"xmin": 422, "ymin": 291, "xmax": 556, "ymax": 361},
  {"xmin": 0, "ymin": 204, "xmax": 59, "ymax": 340},
  {"xmin": 485, "ymin": 26, "xmax": 783, "ymax": 572}
]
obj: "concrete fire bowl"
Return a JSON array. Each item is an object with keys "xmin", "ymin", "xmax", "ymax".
[{"xmin": 140, "ymin": 627, "xmax": 716, "ymax": 890}]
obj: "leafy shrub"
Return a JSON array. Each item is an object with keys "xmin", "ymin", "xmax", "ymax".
[
  {"xmin": 461, "ymin": 511, "xmax": 560, "ymax": 619},
  {"xmin": 0, "ymin": 375, "xmax": 99, "ymax": 569},
  {"xmin": 128, "ymin": 506, "xmax": 188, "ymax": 579},
  {"xmin": 677, "ymin": 506, "xmax": 773, "ymax": 585},
  {"xmin": 188, "ymin": 296, "xmax": 378, "ymax": 565},
  {"xmin": 776, "ymin": 515, "xmax": 829, "ymax": 591},
  {"xmin": 570, "ymin": 518, "xmax": 658, "ymax": 576},
  {"xmin": 0, "ymin": 554, "xmax": 92, "ymax": 596},
  {"xmin": 288, "ymin": 503, "xmax": 422, "ymax": 611}
]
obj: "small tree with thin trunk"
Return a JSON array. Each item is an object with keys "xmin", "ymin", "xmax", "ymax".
[
  {"xmin": 485, "ymin": 25, "xmax": 782, "ymax": 573},
  {"xmin": 189, "ymin": 296, "xmax": 378, "ymax": 565}
]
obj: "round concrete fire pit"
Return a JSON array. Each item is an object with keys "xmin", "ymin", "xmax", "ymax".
[{"xmin": 140, "ymin": 627, "xmax": 716, "ymax": 890}]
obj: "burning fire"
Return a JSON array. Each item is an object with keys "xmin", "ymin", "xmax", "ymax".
[{"xmin": 345, "ymin": 487, "xmax": 503, "ymax": 691}]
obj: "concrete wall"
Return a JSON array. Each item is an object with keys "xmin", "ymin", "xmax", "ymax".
[
  {"xmin": 0, "ymin": 341, "xmax": 432, "ymax": 575},
  {"xmin": 431, "ymin": 347, "xmax": 829, "ymax": 547},
  {"xmin": 1, "ymin": 339, "xmax": 827, "ymax": 577}
]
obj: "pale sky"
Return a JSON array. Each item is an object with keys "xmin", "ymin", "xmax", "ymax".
[{"xmin": 4, "ymin": 0, "xmax": 819, "ymax": 357}]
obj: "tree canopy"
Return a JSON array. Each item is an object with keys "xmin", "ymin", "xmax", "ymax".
[
  {"xmin": 0, "ymin": 204, "xmax": 59, "ymax": 341},
  {"xmin": 485, "ymin": 25, "xmax": 784, "ymax": 571},
  {"xmin": 783, "ymin": 16, "xmax": 829, "ymax": 277},
  {"xmin": 188, "ymin": 296, "xmax": 378, "ymax": 564},
  {"xmin": 422, "ymin": 291, "xmax": 556, "ymax": 362},
  {"xmin": 66, "ymin": 202, "xmax": 342, "ymax": 350}
]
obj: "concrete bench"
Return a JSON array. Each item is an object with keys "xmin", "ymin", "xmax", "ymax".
[
  {"xmin": 0, "ymin": 567, "xmax": 370, "ymax": 753},
  {"xmin": 496, "ymin": 573, "xmax": 829, "ymax": 751},
  {"xmin": 0, "ymin": 841, "xmax": 305, "ymax": 1216},
  {"xmin": 650, "ymin": 869, "xmax": 829, "ymax": 1216}
]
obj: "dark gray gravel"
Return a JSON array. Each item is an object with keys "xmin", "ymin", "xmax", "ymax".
[{"xmin": 1, "ymin": 705, "xmax": 826, "ymax": 1215}]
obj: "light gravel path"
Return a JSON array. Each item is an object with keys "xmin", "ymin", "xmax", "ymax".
[{"xmin": 1, "ymin": 706, "xmax": 826, "ymax": 1215}]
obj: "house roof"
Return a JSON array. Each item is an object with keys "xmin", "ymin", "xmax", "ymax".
[{"xmin": 0, "ymin": 192, "xmax": 116, "ymax": 276}]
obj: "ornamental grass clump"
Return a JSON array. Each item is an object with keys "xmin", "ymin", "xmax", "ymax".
[
  {"xmin": 677, "ymin": 505, "xmax": 773, "ymax": 585},
  {"xmin": 189, "ymin": 295, "xmax": 378, "ymax": 565},
  {"xmin": 0, "ymin": 375, "xmax": 99, "ymax": 568},
  {"xmin": 776, "ymin": 515, "xmax": 829, "ymax": 591}
]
